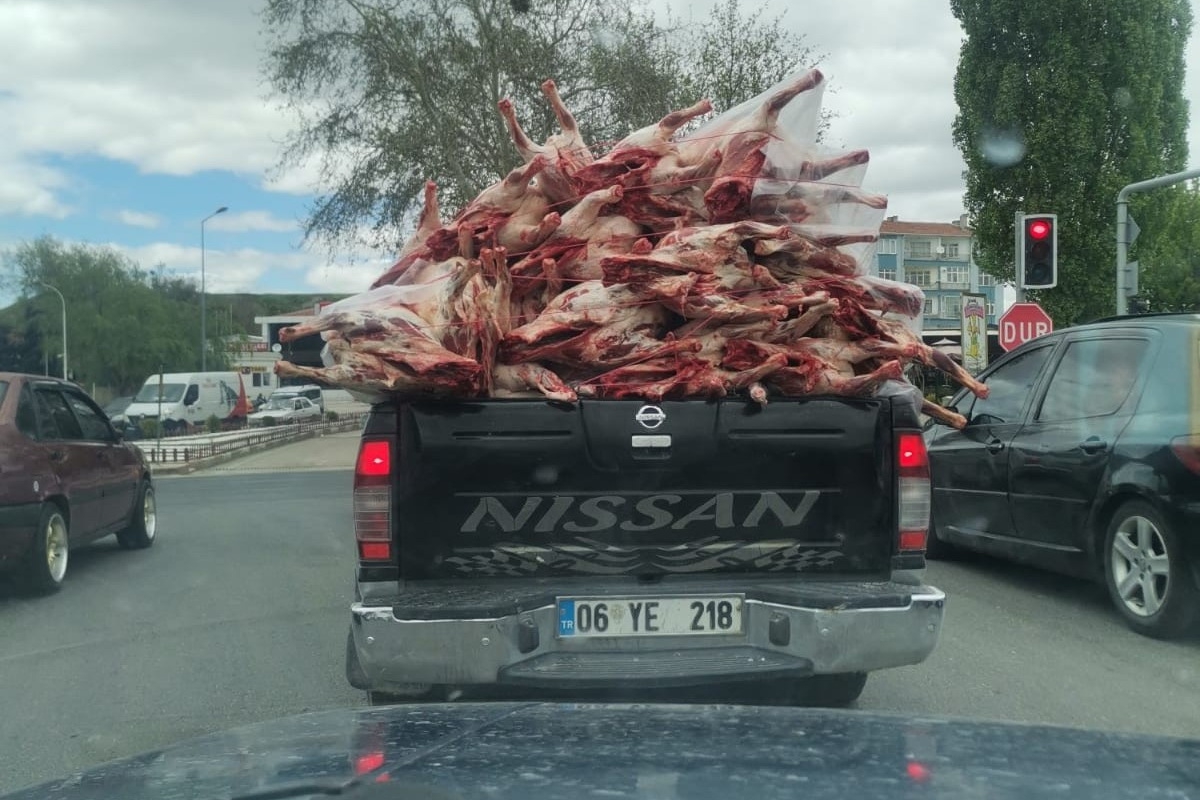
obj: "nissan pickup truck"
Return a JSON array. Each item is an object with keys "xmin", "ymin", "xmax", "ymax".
[{"xmin": 345, "ymin": 395, "xmax": 945, "ymax": 706}]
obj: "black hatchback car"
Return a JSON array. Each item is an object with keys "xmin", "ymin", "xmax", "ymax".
[{"xmin": 924, "ymin": 313, "xmax": 1200, "ymax": 639}]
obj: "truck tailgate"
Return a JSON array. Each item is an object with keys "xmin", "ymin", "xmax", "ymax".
[{"xmin": 389, "ymin": 398, "xmax": 897, "ymax": 580}]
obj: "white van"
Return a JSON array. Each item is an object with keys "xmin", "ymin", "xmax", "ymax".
[{"xmin": 125, "ymin": 372, "xmax": 247, "ymax": 434}]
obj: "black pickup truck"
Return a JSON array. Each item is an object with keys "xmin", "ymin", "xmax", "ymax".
[{"xmin": 345, "ymin": 396, "xmax": 945, "ymax": 706}]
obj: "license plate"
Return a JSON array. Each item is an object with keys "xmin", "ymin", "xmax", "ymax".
[{"xmin": 556, "ymin": 596, "xmax": 744, "ymax": 638}]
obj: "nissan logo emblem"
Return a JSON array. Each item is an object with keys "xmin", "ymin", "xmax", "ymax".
[{"xmin": 635, "ymin": 405, "xmax": 666, "ymax": 430}]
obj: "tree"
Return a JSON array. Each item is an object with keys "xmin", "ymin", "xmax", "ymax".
[
  {"xmin": 951, "ymin": 0, "xmax": 1191, "ymax": 324},
  {"xmin": 1134, "ymin": 182, "xmax": 1200, "ymax": 311},
  {"xmin": 679, "ymin": 0, "xmax": 825, "ymax": 130},
  {"xmin": 1, "ymin": 237, "xmax": 228, "ymax": 392},
  {"xmin": 0, "ymin": 305, "xmax": 44, "ymax": 374},
  {"xmin": 261, "ymin": 0, "xmax": 821, "ymax": 254}
]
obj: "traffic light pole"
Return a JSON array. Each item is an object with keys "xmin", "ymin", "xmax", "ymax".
[
  {"xmin": 1116, "ymin": 167, "xmax": 1200, "ymax": 316},
  {"xmin": 1013, "ymin": 210, "xmax": 1025, "ymax": 304}
]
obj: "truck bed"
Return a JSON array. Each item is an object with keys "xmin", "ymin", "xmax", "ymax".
[{"xmin": 380, "ymin": 397, "xmax": 906, "ymax": 581}]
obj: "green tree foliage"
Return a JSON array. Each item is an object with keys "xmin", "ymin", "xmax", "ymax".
[
  {"xmin": 0, "ymin": 305, "xmax": 44, "ymax": 373},
  {"xmin": 261, "ymin": 0, "xmax": 819, "ymax": 253},
  {"xmin": 1, "ymin": 237, "xmax": 229, "ymax": 392},
  {"xmin": 951, "ymin": 0, "xmax": 1191, "ymax": 324},
  {"xmin": 1134, "ymin": 182, "xmax": 1200, "ymax": 311}
]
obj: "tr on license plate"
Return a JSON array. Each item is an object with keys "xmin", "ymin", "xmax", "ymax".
[{"xmin": 556, "ymin": 596, "xmax": 744, "ymax": 638}]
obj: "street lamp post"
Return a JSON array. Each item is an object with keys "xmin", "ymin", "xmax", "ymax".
[
  {"xmin": 200, "ymin": 206, "xmax": 229, "ymax": 371},
  {"xmin": 40, "ymin": 282, "xmax": 67, "ymax": 380}
]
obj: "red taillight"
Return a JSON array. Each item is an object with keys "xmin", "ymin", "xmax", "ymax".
[
  {"xmin": 355, "ymin": 751, "xmax": 385, "ymax": 775},
  {"xmin": 356, "ymin": 440, "xmax": 391, "ymax": 478},
  {"xmin": 1170, "ymin": 435, "xmax": 1200, "ymax": 475},
  {"xmin": 897, "ymin": 432, "xmax": 931, "ymax": 553},
  {"xmin": 358, "ymin": 541, "xmax": 391, "ymax": 561},
  {"xmin": 354, "ymin": 439, "xmax": 392, "ymax": 562},
  {"xmin": 898, "ymin": 433, "xmax": 927, "ymax": 470}
]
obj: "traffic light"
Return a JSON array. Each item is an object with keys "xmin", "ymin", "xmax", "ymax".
[{"xmin": 1020, "ymin": 213, "xmax": 1057, "ymax": 289}]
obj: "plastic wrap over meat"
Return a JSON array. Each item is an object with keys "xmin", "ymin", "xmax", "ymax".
[{"xmin": 273, "ymin": 68, "xmax": 981, "ymax": 420}]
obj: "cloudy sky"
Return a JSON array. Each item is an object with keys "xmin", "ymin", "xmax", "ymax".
[{"xmin": 1, "ymin": 0, "xmax": 1198, "ymax": 304}]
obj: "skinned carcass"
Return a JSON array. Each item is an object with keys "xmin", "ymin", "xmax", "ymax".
[{"xmin": 274, "ymin": 68, "xmax": 978, "ymax": 423}]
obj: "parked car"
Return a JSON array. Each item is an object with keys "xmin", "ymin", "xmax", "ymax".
[
  {"xmin": 0, "ymin": 372, "xmax": 156, "ymax": 593},
  {"xmin": 101, "ymin": 394, "xmax": 143, "ymax": 440},
  {"xmin": 270, "ymin": 384, "xmax": 325, "ymax": 413},
  {"xmin": 924, "ymin": 312, "xmax": 1200, "ymax": 639},
  {"xmin": 102, "ymin": 395, "xmax": 133, "ymax": 421},
  {"xmin": 247, "ymin": 395, "xmax": 323, "ymax": 427}
]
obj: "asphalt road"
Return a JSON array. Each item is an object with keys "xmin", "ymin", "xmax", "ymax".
[{"xmin": 2, "ymin": 449, "xmax": 1200, "ymax": 793}]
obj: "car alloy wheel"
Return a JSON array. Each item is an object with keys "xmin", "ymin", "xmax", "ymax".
[
  {"xmin": 1109, "ymin": 514, "xmax": 1170, "ymax": 617},
  {"xmin": 45, "ymin": 512, "xmax": 69, "ymax": 584}
]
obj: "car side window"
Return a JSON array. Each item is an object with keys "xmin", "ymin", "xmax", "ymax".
[
  {"xmin": 35, "ymin": 389, "xmax": 83, "ymax": 440},
  {"xmin": 1037, "ymin": 339, "xmax": 1148, "ymax": 422},
  {"xmin": 63, "ymin": 392, "xmax": 115, "ymax": 441},
  {"xmin": 968, "ymin": 345, "xmax": 1054, "ymax": 425},
  {"xmin": 15, "ymin": 385, "xmax": 40, "ymax": 439},
  {"xmin": 184, "ymin": 384, "xmax": 199, "ymax": 405}
]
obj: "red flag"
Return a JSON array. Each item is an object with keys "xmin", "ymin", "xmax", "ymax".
[{"xmin": 231, "ymin": 374, "xmax": 252, "ymax": 418}]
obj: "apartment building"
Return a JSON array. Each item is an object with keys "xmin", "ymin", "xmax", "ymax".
[{"xmin": 872, "ymin": 215, "xmax": 1000, "ymax": 344}]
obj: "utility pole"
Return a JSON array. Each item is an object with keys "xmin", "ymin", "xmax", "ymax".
[
  {"xmin": 200, "ymin": 206, "xmax": 229, "ymax": 371},
  {"xmin": 40, "ymin": 282, "xmax": 67, "ymax": 380},
  {"xmin": 1012, "ymin": 210, "xmax": 1025, "ymax": 304},
  {"xmin": 1117, "ymin": 168, "xmax": 1200, "ymax": 315}
]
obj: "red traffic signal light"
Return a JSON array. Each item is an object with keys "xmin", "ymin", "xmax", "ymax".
[{"xmin": 1020, "ymin": 213, "xmax": 1057, "ymax": 290}]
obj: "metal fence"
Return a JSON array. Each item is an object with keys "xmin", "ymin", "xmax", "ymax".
[{"xmin": 141, "ymin": 413, "xmax": 367, "ymax": 464}]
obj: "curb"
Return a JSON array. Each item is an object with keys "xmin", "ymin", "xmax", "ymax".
[{"xmin": 150, "ymin": 428, "xmax": 339, "ymax": 477}]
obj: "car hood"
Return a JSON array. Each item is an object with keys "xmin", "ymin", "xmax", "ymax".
[
  {"xmin": 5, "ymin": 703, "xmax": 1199, "ymax": 800},
  {"xmin": 249, "ymin": 409, "xmax": 290, "ymax": 418},
  {"xmin": 124, "ymin": 402, "xmax": 173, "ymax": 415}
]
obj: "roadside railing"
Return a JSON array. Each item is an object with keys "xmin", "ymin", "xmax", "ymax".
[{"xmin": 138, "ymin": 413, "xmax": 367, "ymax": 464}]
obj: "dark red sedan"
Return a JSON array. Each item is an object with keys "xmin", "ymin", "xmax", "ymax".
[{"xmin": 0, "ymin": 372, "xmax": 156, "ymax": 593}]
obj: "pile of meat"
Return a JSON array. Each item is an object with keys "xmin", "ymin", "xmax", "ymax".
[{"xmin": 276, "ymin": 68, "xmax": 985, "ymax": 427}]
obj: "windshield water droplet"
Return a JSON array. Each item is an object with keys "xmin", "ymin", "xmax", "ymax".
[{"xmin": 979, "ymin": 128, "xmax": 1026, "ymax": 167}]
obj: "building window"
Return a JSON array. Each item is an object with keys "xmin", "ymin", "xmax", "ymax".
[
  {"xmin": 908, "ymin": 240, "xmax": 932, "ymax": 258},
  {"xmin": 979, "ymin": 272, "xmax": 997, "ymax": 286},
  {"xmin": 924, "ymin": 298, "xmax": 937, "ymax": 316},
  {"xmin": 941, "ymin": 267, "xmax": 969, "ymax": 287},
  {"xmin": 879, "ymin": 238, "xmax": 898, "ymax": 255},
  {"xmin": 943, "ymin": 295, "xmax": 963, "ymax": 318},
  {"xmin": 945, "ymin": 242, "xmax": 960, "ymax": 258},
  {"xmin": 909, "ymin": 270, "xmax": 933, "ymax": 287},
  {"xmin": 878, "ymin": 267, "xmax": 897, "ymax": 281},
  {"xmin": 987, "ymin": 303, "xmax": 996, "ymax": 317}
]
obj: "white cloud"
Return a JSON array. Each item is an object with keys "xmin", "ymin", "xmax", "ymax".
[
  {"xmin": 107, "ymin": 241, "xmax": 319, "ymax": 293},
  {"xmin": 303, "ymin": 258, "xmax": 392, "ymax": 294},
  {"xmin": 206, "ymin": 210, "xmax": 299, "ymax": 234},
  {"xmin": 115, "ymin": 209, "xmax": 161, "ymax": 229},
  {"xmin": 0, "ymin": 0, "xmax": 296, "ymax": 188},
  {"xmin": 101, "ymin": 237, "xmax": 391, "ymax": 295},
  {"xmin": 0, "ymin": 157, "xmax": 71, "ymax": 218}
]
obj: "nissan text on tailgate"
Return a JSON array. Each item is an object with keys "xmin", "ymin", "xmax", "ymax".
[{"xmin": 345, "ymin": 395, "xmax": 945, "ymax": 706}]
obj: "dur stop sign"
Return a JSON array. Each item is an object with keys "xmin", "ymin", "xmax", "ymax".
[{"xmin": 998, "ymin": 303, "xmax": 1053, "ymax": 351}]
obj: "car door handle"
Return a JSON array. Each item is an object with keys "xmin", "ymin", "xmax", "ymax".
[
  {"xmin": 1080, "ymin": 437, "xmax": 1108, "ymax": 454},
  {"xmin": 986, "ymin": 437, "xmax": 1005, "ymax": 454},
  {"xmin": 49, "ymin": 449, "xmax": 66, "ymax": 462}
]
